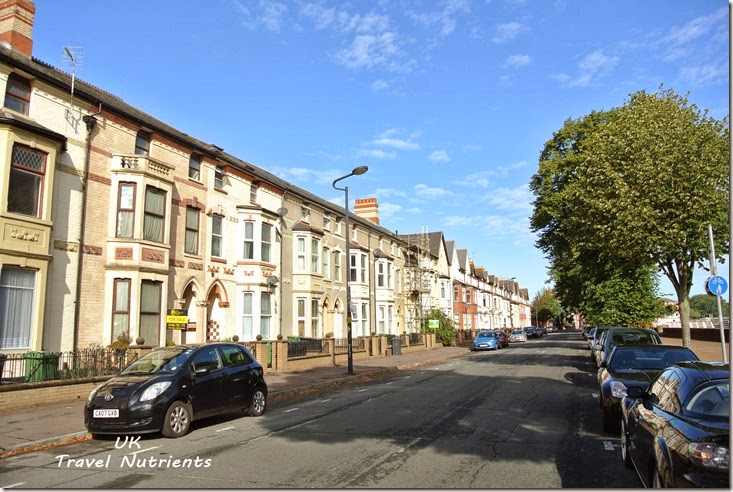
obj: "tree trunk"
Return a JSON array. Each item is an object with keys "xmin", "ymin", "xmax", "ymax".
[{"xmin": 675, "ymin": 285, "xmax": 692, "ymax": 348}]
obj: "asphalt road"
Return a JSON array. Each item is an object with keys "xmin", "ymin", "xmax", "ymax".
[{"xmin": 0, "ymin": 333, "xmax": 641, "ymax": 488}]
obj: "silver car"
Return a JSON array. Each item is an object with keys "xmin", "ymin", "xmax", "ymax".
[{"xmin": 509, "ymin": 329, "xmax": 527, "ymax": 342}]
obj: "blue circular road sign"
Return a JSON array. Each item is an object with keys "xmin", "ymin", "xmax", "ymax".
[{"xmin": 706, "ymin": 276, "xmax": 728, "ymax": 297}]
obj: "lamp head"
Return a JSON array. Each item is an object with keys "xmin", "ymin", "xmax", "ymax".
[{"xmin": 352, "ymin": 165, "xmax": 368, "ymax": 175}]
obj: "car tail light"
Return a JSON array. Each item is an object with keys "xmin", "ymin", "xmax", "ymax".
[
  {"xmin": 689, "ymin": 442, "xmax": 729, "ymax": 471},
  {"xmin": 610, "ymin": 380, "xmax": 627, "ymax": 399}
]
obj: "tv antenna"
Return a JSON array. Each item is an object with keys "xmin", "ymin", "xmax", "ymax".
[{"xmin": 61, "ymin": 46, "xmax": 83, "ymax": 99}]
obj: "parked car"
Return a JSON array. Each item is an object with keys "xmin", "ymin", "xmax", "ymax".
[
  {"xmin": 594, "ymin": 327, "xmax": 662, "ymax": 368},
  {"xmin": 597, "ymin": 344, "xmax": 699, "ymax": 432},
  {"xmin": 509, "ymin": 329, "xmax": 527, "ymax": 343},
  {"xmin": 539, "ymin": 326, "xmax": 548, "ymax": 336},
  {"xmin": 590, "ymin": 326, "xmax": 611, "ymax": 362},
  {"xmin": 471, "ymin": 331, "xmax": 500, "ymax": 351},
  {"xmin": 497, "ymin": 331, "xmax": 509, "ymax": 348},
  {"xmin": 584, "ymin": 327, "xmax": 597, "ymax": 344},
  {"xmin": 525, "ymin": 326, "xmax": 539, "ymax": 339},
  {"xmin": 621, "ymin": 361, "xmax": 729, "ymax": 488},
  {"xmin": 85, "ymin": 343, "xmax": 268, "ymax": 438}
]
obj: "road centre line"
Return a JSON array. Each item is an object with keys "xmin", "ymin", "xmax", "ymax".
[
  {"xmin": 216, "ymin": 426, "xmax": 235, "ymax": 432},
  {"xmin": 284, "ymin": 408, "xmax": 299, "ymax": 413},
  {"xmin": 124, "ymin": 446, "xmax": 160, "ymax": 456}
]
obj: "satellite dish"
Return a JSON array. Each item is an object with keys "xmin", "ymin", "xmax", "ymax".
[
  {"xmin": 266, "ymin": 276, "xmax": 279, "ymax": 286},
  {"xmin": 277, "ymin": 207, "xmax": 288, "ymax": 217}
]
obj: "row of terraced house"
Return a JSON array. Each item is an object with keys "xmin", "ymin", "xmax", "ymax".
[{"xmin": 0, "ymin": 0, "xmax": 530, "ymax": 356}]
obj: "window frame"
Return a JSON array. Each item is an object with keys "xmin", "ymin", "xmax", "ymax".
[
  {"xmin": 4, "ymin": 73, "xmax": 31, "ymax": 115},
  {"xmin": 188, "ymin": 154, "xmax": 201, "ymax": 181},
  {"xmin": 139, "ymin": 280, "xmax": 162, "ymax": 346},
  {"xmin": 184, "ymin": 206, "xmax": 199, "ymax": 254},
  {"xmin": 8, "ymin": 144, "xmax": 46, "ymax": 218},
  {"xmin": 211, "ymin": 214, "xmax": 223, "ymax": 258},
  {"xmin": 142, "ymin": 186, "xmax": 166, "ymax": 243},
  {"xmin": 134, "ymin": 131, "xmax": 150, "ymax": 155},
  {"xmin": 116, "ymin": 182, "xmax": 136, "ymax": 238},
  {"xmin": 243, "ymin": 221, "xmax": 254, "ymax": 260},
  {"xmin": 112, "ymin": 278, "xmax": 131, "ymax": 341},
  {"xmin": 261, "ymin": 223, "xmax": 272, "ymax": 263}
]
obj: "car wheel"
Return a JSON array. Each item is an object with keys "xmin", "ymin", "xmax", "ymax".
[
  {"xmin": 162, "ymin": 401, "xmax": 191, "ymax": 438},
  {"xmin": 247, "ymin": 387, "xmax": 267, "ymax": 416},
  {"xmin": 620, "ymin": 420, "xmax": 632, "ymax": 468}
]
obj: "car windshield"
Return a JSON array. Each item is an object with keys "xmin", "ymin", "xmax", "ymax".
[
  {"xmin": 119, "ymin": 347, "xmax": 195, "ymax": 375},
  {"xmin": 512, "ymin": 330, "xmax": 523, "ymax": 335},
  {"xmin": 685, "ymin": 382, "xmax": 730, "ymax": 419},
  {"xmin": 477, "ymin": 332, "xmax": 494, "ymax": 338},
  {"xmin": 609, "ymin": 348, "xmax": 698, "ymax": 371}
]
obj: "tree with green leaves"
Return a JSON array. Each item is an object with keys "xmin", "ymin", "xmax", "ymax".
[
  {"xmin": 422, "ymin": 308, "xmax": 456, "ymax": 346},
  {"xmin": 531, "ymin": 87, "xmax": 729, "ymax": 347},
  {"xmin": 531, "ymin": 288, "xmax": 562, "ymax": 327},
  {"xmin": 689, "ymin": 293, "xmax": 730, "ymax": 318}
]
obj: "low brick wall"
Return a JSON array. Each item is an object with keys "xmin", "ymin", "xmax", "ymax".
[
  {"xmin": 0, "ymin": 334, "xmax": 438, "ymax": 411},
  {"xmin": 656, "ymin": 326, "xmax": 729, "ymax": 343},
  {"xmin": 0, "ymin": 378, "xmax": 109, "ymax": 412}
]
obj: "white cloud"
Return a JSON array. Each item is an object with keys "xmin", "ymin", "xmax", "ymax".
[
  {"xmin": 369, "ymin": 129, "xmax": 421, "ymax": 150},
  {"xmin": 374, "ymin": 188, "xmax": 408, "ymax": 199},
  {"xmin": 679, "ymin": 61, "xmax": 727, "ymax": 86},
  {"xmin": 334, "ymin": 32, "xmax": 400, "ymax": 70},
  {"xmin": 376, "ymin": 202, "xmax": 401, "ymax": 219},
  {"xmin": 406, "ymin": 0, "xmax": 471, "ymax": 38},
  {"xmin": 371, "ymin": 79, "xmax": 389, "ymax": 91},
  {"xmin": 234, "ymin": 0, "xmax": 288, "ymax": 32},
  {"xmin": 666, "ymin": 7, "xmax": 727, "ymax": 46},
  {"xmin": 414, "ymin": 184, "xmax": 451, "ymax": 198},
  {"xmin": 492, "ymin": 22, "xmax": 526, "ymax": 43},
  {"xmin": 505, "ymin": 54, "xmax": 531, "ymax": 68},
  {"xmin": 553, "ymin": 49, "xmax": 619, "ymax": 88},
  {"xmin": 429, "ymin": 150, "xmax": 451, "ymax": 163},
  {"xmin": 356, "ymin": 149, "xmax": 397, "ymax": 159}
]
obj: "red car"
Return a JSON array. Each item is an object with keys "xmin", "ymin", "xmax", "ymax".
[{"xmin": 497, "ymin": 331, "xmax": 509, "ymax": 348}]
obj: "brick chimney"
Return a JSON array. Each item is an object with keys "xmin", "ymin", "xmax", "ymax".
[
  {"xmin": 354, "ymin": 197, "xmax": 379, "ymax": 225},
  {"xmin": 0, "ymin": 0, "xmax": 35, "ymax": 56}
]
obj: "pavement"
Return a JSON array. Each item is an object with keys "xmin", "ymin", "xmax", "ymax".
[{"xmin": 0, "ymin": 333, "xmax": 728, "ymax": 458}]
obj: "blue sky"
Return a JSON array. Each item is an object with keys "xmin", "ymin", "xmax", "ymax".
[{"xmin": 32, "ymin": 1, "xmax": 729, "ymax": 300}]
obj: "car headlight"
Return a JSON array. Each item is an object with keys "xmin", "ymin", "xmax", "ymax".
[
  {"xmin": 610, "ymin": 380, "xmax": 628, "ymax": 399},
  {"xmin": 689, "ymin": 443, "xmax": 729, "ymax": 471},
  {"xmin": 140, "ymin": 381, "xmax": 171, "ymax": 402},
  {"xmin": 87, "ymin": 383, "xmax": 105, "ymax": 404}
]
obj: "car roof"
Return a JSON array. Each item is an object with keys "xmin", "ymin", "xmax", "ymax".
[{"xmin": 673, "ymin": 361, "xmax": 730, "ymax": 382}]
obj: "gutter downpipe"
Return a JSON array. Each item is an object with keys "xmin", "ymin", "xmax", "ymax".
[
  {"xmin": 72, "ymin": 106, "xmax": 101, "ymax": 350},
  {"xmin": 279, "ymin": 187, "xmax": 291, "ymax": 338}
]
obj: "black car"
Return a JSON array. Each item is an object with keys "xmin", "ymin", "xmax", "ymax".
[
  {"xmin": 594, "ymin": 327, "xmax": 662, "ymax": 368},
  {"xmin": 597, "ymin": 344, "xmax": 699, "ymax": 433},
  {"xmin": 85, "ymin": 343, "xmax": 267, "ymax": 438},
  {"xmin": 621, "ymin": 361, "xmax": 729, "ymax": 488}
]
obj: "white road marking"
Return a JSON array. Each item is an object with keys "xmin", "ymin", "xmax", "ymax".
[
  {"xmin": 384, "ymin": 382, "xmax": 394, "ymax": 385},
  {"xmin": 125, "ymin": 446, "xmax": 160, "ymax": 456},
  {"xmin": 357, "ymin": 389, "xmax": 367, "ymax": 392},
  {"xmin": 603, "ymin": 441, "xmax": 615, "ymax": 451},
  {"xmin": 2, "ymin": 483, "xmax": 26, "ymax": 488},
  {"xmin": 216, "ymin": 426, "xmax": 235, "ymax": 432},
  {"xmin": 591, "ymin": 393, "xmax": 599, "ymax": 399},
  {"xmin": 284, "ymin": 408, "xmax": 299, "ymax": 413}
]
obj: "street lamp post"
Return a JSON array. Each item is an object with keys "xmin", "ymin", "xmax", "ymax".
[{"xmin": 332, "ymin": 165, "xmax": 368, "ymax": 375}]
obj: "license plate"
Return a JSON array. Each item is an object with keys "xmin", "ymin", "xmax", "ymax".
[
  {"xmin": 478, "ymin": 344, "xmax": 488, "ymax": 347},
  {"xmin": 93, "ymin": 409, "xmax": 119, "ymax": 418}
]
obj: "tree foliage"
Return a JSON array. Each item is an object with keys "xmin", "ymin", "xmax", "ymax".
[
  {"xmin": 689, "ymin": 293, "xmax": 730, "ymax": 318},
  {"xmin": 422, "ymin": 308, "xmax": 456, "ymax": 346},
  {"xmin": 530, "ymin": 87, "xmax": 729, "ymax": 346},
  {"xmin": 531, "ymin": 288, "xmax": 562, "ymax": 327}
]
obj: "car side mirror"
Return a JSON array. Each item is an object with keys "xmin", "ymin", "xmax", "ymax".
[
  {"xmin": 600, "ymin": 360, "xmax": 608, "ymax": 368},
  {"xmin": 193, "ymin": 366, "xmax": 210, "ymax": 376}
]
